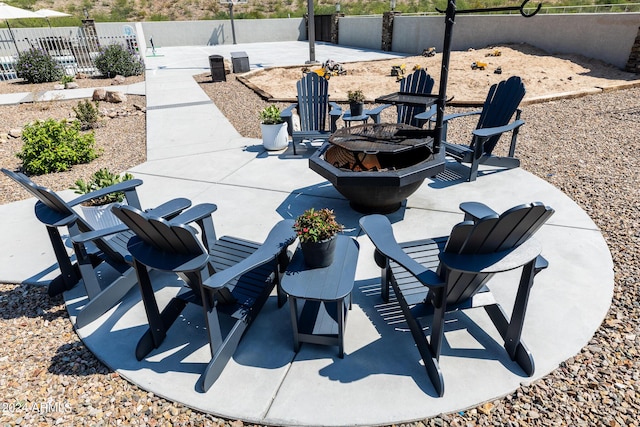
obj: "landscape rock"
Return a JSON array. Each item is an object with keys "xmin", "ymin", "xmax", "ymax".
[
  {"xmin": 65, "ymin": 82, "xmax": 79, "ymax": 89},
  {"xmin": 92, "ymin": 88, "xmax": 106, "ymax": 101},
  {"xmin": 105, "ymin": 91, "xmax": 127, "ymax": 103},
  {"xmin": 8, "ymin": 128, "xmax": 21, "ymax": 138},
  {"xmin": 54, "ymin": 84, "xmax": 64, "ymax": 90},
  {"xmin": 112, "ymin": 75, "xmax": 126, "ymax": 85}
]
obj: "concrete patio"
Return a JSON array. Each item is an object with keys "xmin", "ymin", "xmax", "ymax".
[{"xmin": 0, "ymin": 42, "xmax": 614, "ymax": 426}]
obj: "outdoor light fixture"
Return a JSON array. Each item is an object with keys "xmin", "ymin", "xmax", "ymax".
[
  {"xmin": 390, "ymin": 0, "xmax": 396, "ymax": 11},
  {"xmin": 83, "ymin": 8, "xmax": 89, "ymax": 19},
  {"xmin": 335, "ymin": 2, "xmax": 341, "ymax": 12}
]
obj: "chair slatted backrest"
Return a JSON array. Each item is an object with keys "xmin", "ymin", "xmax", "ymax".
[
  {"xmin": 398, "ymin": 69, "xmax": 435, "ymax": 127},
  {"xmin": 442, "ymin": 202, "xmax": 554, "ymax": 304},
  {"xmin": 1, "ymin": 168, "xmax": 126, "ymax": 263},
  {"xmin": 475, "ymin": 76, "xmax": 526, "ymax": 155},
  {"xmin": 297, "ymin": 72, "xmax": 330, "ymax": 132},
  {"xmin": 2, "ymin": 168, "xmax": 83, "ymax": 227},
  {"xmin": 112, "ymin": 204, "xmax": 208, "ymax": 272}
]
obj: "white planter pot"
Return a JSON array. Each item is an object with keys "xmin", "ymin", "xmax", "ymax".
[
  {"xmin": 260, "ymin": 122, "xmax": 289, "ymax": 151},
  {"xmin": 80, "ymin": 203, "xmax": 122, "ymax": 230}
]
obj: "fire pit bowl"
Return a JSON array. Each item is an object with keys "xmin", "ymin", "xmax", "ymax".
[{"xmin": 309, "ymin": 123, "xmax": 445, "ymax": 213}]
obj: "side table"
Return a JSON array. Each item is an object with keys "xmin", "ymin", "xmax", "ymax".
[
  {"xmin": 281, "ymin": 236, "xmax": 359, "ymax": 358},
  {"xmin": 342, "ymin": 110, "xmax": 369, "ymax": 128}
]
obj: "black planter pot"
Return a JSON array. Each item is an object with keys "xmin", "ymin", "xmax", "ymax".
[
  {"xmin": 300, "ymin": 236, "xmax": 337, "ymax": 268},
  {"xmin": 349, "ymin": 101, "xmax": 364, "ymax": 117}
]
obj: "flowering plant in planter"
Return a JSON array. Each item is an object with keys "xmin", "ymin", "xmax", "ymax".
[
  {"xmin": 293, "ymin": 208, "xmax": 344, "ymax": 243},
  {"xmin": 347, "ymin": 89, "xmax": 365, "ymax": 116},
  {"xmin": 347, "ymin": 89, "xmax": 365, "ymax": 104}
]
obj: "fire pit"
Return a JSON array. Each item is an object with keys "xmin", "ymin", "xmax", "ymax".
[{"xmin": 309, "ymin": 123, "xmax": 445, "ymax": 213}]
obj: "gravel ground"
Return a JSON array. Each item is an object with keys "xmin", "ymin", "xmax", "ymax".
[{"xmin": 1, "ymin": 73, "xmax": 639, "ymax": 426}]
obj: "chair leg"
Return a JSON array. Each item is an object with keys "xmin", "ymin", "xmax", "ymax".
[
  {"xmin": 392, "ymin": 279, "xmax": 445, "ymax": 396},
  {"xmin": 46, "ymin": 226, "xmax": 80, "ymax": 295},
  {"xmin": 200, "ymin": 318, "xmax": 248, "ymax": 392},
  {"xmin": 75, "ymin": 267, "xmax": 137, "ymax": 329},
  {"xmin": 374, "ymin": 250, "xmax": 391, "ymax": 302},
  {"xmin": 484, "ymin": 259, "xmax": 537, "ymax": 376},
  {"xmin": 134, "ymin": 260, "xmax": 188, "ymax": 360}
]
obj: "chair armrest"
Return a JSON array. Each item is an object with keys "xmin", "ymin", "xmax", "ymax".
[
  {"xmin": 71, "ymin": 223, "xmax": 129, "ymax": 244},
  {"xmin": 68, "ymin": 179, "xmax": 144, "ymax": 207},
  {"xmin": 329, "ymin": 102, "xmax": 342, "ymax": 117},
  {"xmin": 144, "ymin": 197, "xmax": 192, "ymax": 219},
  {"xmin": 280, "ymin": 104, "xmax": 296, "ymax": 120},
  {"xmin": 472, "ymin": 119, "xmax": 525, "ymax": 139},
  {"xmin": 431, "ymin": 110, "xmax": 481, "ymax": 123},
  {"xmin": 169, "ymin": 203, "xmax": 218, "ymax": 225},
  {"xmin": 413, "ymin": 105, "xmax": 438, "ymax": 128},
  {"xmin": 359, "ymin": 215, "xmax": 443, "ymax": 288},
  {"xmin": 439, "ymin": 238, "xmax": 542, "ymax": 275},
  {"xmin": 202, "ymin": 219, "xmax": 296, "ymax": 290},
  {"xmin": 170, "ymin": 203, "xmax": 219, "ymax": 251},
  {"xmin": 280, "ymin": 104, "xmax": 297, "ymax": 136},
  {"xmin": 365, "ymin": 104, "xmax": 392, "ymax": 124},
  {"xmin": 459, "ymin": 202, "xmax": 498, "ymax": 221},
  {"xmin": 329, "ymin": 102, "xmax": 343, "ymax": 132}
]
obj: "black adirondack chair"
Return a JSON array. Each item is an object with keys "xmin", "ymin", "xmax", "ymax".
[
  {"xmin": 367, "ymin": 69, "xmax": 436, "ymax": 127},
  {"xmin": 280, "ymin": 72, "xmax": 342, "ymax": 155},
  {"xmin": 359, "ymin": 201, "xmax": 554, "ymax": 396},
  {"xmin": 111, "ymin": 203, "xmax": 296, "ymax": 391},
  {"xmin": 1, "ymin": 168, "xmax": 191, "ymax": 327},
  {"xmin": 439, "ymin": 75, "xmax": 526, "ymax": 181}
]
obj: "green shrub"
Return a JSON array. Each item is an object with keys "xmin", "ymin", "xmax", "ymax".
[
  {"xmin": 94, "ymin": 43, "xmax": 144, "ymax": 77},
  {"xmin": 73, "ymin": 100, "xmax": 102, "ymax": 130},
  {"xmin": 14, "ymin": 48, "xmax": 64, "ymax": 84},
  {"xmin": 17, "ymin": 119, "xmax": 100, "ymax": 175},
  {"xmin": 60, "ymin": 75, "xmax": 75, "ymax": 85},
  {"xmin": 71, "ymin": 168, "xmax": 134, "ymax": 206}
]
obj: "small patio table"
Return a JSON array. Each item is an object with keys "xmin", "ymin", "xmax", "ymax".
[
  {"xmin": 281, "ymin": 236, "xmax": 359, "ymax": 358},
  {"xmin": 342, "ymin": 110, "xmax": 369, "ymax": 128}
]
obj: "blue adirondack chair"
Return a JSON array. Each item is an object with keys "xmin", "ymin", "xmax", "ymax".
[
  {"xmin": 367, "ymin": 69, "xmax": 436, "ymax": 127},
  {"xmin": 1, "ymin": 168, "xmax": 190, "ymax": 328},
  {"xmin": 440, "ymin": 76, "xmax": 526, "ymax": 181},
  {"xmin": 360, "ymin": 201, "xmax": 554, "ymax": 396},
  {"xmin": 280, "ymin": 72, "xmax": 342, "ymax": 155},
  {"xmin": 111, "ymin": 203, "xmax": 296, "ymax": 391}
]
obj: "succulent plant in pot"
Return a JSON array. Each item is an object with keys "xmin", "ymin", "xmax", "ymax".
[
  {"xmin": 259, "ymin": 105, "xmax": 289, "ymax": 151},
  {"xmin": 293, "ymin": 207, "xmax": 344, "ymax": 268},
  {"xmin": 71, "ymin": 168, "xmax": 135, "ymax": 229}
]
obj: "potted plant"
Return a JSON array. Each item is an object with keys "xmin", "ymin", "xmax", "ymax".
[
  {"xmin": 293, "ymin": 207, "xmax": 344, "ymax": 268},
  {"xmin": 259, "ymin": 104, "xmax": 289, "ymax": 151},
  {"xmin": 71, "ymin": 168, "xmax": 135, "ymax": 229},
  {"xmin": 347, "ymin": 89, "xmax": 365, "ymax": 117}
]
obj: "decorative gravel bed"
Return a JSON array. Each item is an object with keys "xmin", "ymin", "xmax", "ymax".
[{"xmin": 0, "ymin": 73, "xmax": 638, "ymax": 426}]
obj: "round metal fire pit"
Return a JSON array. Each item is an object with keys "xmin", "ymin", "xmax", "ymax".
[{"xmin": 309, "ymin": 123, "xmax": 445, "ymax": 213}]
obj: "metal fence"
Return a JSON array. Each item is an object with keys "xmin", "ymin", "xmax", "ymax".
[
  {"xmin": 366, "ymin": 2, "xmax": 640, "ymax": 16},
  {"xmin": 0, "ymin": 26, "xmax": 139, "ymax": 81}
]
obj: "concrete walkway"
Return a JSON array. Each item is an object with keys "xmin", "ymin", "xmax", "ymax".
[{"xmin": 0, "ymin": 42, "xmax": 613, "ymax": 426}]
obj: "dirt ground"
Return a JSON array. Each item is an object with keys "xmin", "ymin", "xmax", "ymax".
[{"xmin": 244, "ymin": 43, "xmax": 640, "ymax": 104}]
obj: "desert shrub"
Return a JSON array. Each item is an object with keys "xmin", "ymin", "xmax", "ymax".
[
  {"xmin": 60, "ymin": 75, "xmax": 75, "ymax": 85},
  {"xmin": 17, "ymin": 119, "xmax": 100, "ymax": 175},
  {"xmin": 94, "ymin": 43, "xmax": 144, "ymax": 77},
  {"xmin": 73, "ymin": 100, "xmax": 102, "ymax": 130},
  {"xmin": 14, "ymin": 48, "xmax": 64, "ymax": 84}
]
